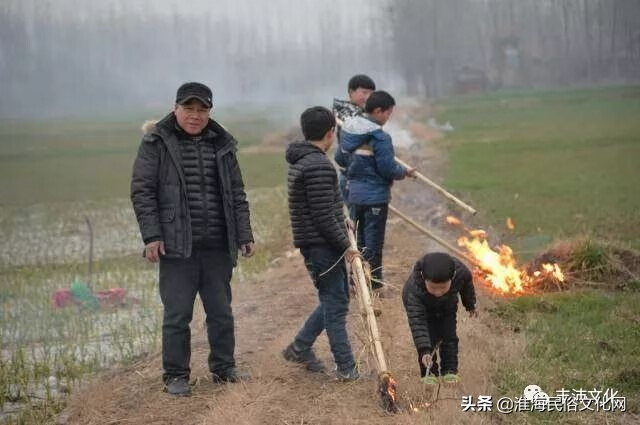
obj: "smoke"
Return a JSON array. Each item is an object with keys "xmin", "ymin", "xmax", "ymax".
[
  {"xmin": 0, "ymin": 0, "xmax": 398, "ymax": 118},
  {"xmin": 2, "ymin": 0, "xmax": 639, "ymax": 118}
]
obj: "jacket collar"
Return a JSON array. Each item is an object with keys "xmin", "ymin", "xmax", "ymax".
[{"xmin": 154, "ymin": 112, "xmax": 236, "ymax": 155}]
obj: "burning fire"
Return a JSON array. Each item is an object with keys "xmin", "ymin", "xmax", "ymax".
[
  {"xmin": 409, "ymin": 400, "xmax": 432, "ymax": 412},
  {"xmin": 446, "ymin": 216, "xmax": 462, "ymax": 226},
  {"xmin": 379, "ymin": 372, "xmax": 399, "ymax": 413},
  {"xmin": 446, "ymin": 215, "xmax": 565, "ymax": 294},
  {"xmin": 506, "ymin": 217, "xmax": 515, "ymax": 230}
]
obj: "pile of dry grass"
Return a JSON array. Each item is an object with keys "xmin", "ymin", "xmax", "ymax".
[{"xmin": 528, "ymin": 238, "xmax": 640, "ymax": 291}]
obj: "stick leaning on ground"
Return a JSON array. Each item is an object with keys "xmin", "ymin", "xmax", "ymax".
[
  {"xmin": 394, "ymin": 156, "xmax": 477, "ymax": 215},
  {"xmin": 347, "ymin": 229, "xmax": 388, "ymax": 373},
  {"xmin": 388, "ymin": 204, "xmax": 479, "ymax": 267},
  {"xmin": 335, "ymin": 115, "xmax": 475, "ymax": 215},
  {"xmin": 346, "ymin": 228, "xmax": 399, "ymax": 413}
]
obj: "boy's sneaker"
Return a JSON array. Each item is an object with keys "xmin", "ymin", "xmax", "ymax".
[
  {"xmin": 336, "ymin": 366, "xmax": 360, "ymax": 382},
  {"xmin": 164, "ymin": 376, "xmax": 191, "ymax": 396},
  {"xmin": 282, "ymin": 343, "xmax": 326, "ymax": 373},
  {"xmin": 212, "ymin": 367, "xmax": 251, "ymax": 383},
  {"xmin": 421, "ymin": 375, "xmax": 439, "ymax": 387},
  {"xmin": 442, "ymin": 373, "xmax": 461, "ymax": 386}
]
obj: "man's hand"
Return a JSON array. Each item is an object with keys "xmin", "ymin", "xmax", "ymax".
[
  {"xmin": 421, "ymin": 353, "xmax": 432, "ymax": 368},
  {"xmin": 345, "ymin": 247, "xmax": 360, "ymax": 264},
  {"xmin": 345, "ymin": 218, "xmax": 355, "ymax": 232},
  {"xmin": 406, "ymin": 167, "xmax": 418, "ymax": 178},
  {"xmin": 240, "ymin": 242, "xmax": 256, "ymax": 258},
  {"xmin": 468, "ymin": 309, "xmax": 479, "ymax": 318},
  {"xmin": 145, "ymin": 241, "xmax": 165, "ymax": 263}
]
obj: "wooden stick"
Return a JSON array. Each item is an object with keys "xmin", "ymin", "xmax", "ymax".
[
  {"xmin": 337, "ymin": 115, "xmax": 476, "ymax": 215},
  {"xmin": 388, "ymin": 204, "xmax": 479, "ymax": 267},
  {"xmin": 394, "ymin": 156, "xmax": 477, "ymax": 215},
  {"xmin": 346, "ymin": 228, "xmax": 388, "ymax": 373}
]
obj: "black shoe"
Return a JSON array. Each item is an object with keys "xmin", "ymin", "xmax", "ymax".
[
  {"xmin": 164, "ymin": 377, "xmax": 191, "ymax": 396},
  {"xmin": 212, "ymin": 367, "xmax": 251, "ymax": 383},
  {"xmin": 336, "ymin": 366, "xmax": 360, "ymax": 382},
  {"xmin": 282, "ymin": 343, "xmax": 326, "ymax": 373}
]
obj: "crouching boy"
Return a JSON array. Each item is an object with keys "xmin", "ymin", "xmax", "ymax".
[{"xmin": 402, "ymin": 252, "xmax": 477, "ymax": 386}]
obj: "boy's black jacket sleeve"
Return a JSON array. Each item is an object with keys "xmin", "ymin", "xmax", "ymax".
[
  {"xmin": 456, "ymin": 261, "xmax": 476, "ymax": 311},
  {"xmin": 402, "ymin": 272, "xmax": 433, "ymax": 355}
]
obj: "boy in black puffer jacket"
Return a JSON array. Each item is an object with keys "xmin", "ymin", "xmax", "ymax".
[
  {"xmin": 282, "ymin": 106, "xmax": 360, "ymax": 381},
  {"xmin": 402, "ymin": 252, "xmax": 478, "ymax": 387}
]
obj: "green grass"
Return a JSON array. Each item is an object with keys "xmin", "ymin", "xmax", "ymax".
[
  {"xmin": 0, "ymin": 254, "xmax": 162, "ymax": 424},
  {"xmin": 436, "ymin": 86, "xmax": 640, "ymax": 423},
  {"xmin": 491, "ymin": 290, "xmax": 640, "ymax": 422},
  {"xmin": 438, "ymin": 85, "xmax": 640, "ymax": 252},
  {"xmin": 0, "ymin": 106, "xmax": 292, "ymax": 422},
  {"xmin": 0, "ymin": 186, "xmax": 289, "ymax": 423},
  {"xmin": 0, "ymin": 110, "xmax": 289, "ymax": 205}
]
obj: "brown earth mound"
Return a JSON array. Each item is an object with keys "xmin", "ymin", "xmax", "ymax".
[{"xmin": 528, "ymin": 239, "xmax": 640, "ymax": 291}]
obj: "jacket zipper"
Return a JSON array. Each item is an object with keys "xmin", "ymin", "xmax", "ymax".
[{"xmin": 196, "ymin": 140, "xmax": 210, "ymax": 240}]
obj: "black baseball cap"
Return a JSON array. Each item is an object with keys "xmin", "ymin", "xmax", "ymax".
[{"xmin": 176, "ymin": 82, "xmax": 213, "ymax": 108}]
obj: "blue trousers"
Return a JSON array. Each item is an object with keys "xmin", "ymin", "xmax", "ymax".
[
  {"xmin": 293, "ymin": 245, "xmax": 355, "ymax": 372},
  {"xmin": 350, "ymin": 203, "xmax": 389, "ymax": 287}
]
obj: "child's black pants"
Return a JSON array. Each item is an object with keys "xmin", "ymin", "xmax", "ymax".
[{"xmin": 419, "ymin": 311, "xmax": 459, "ymax": 377}]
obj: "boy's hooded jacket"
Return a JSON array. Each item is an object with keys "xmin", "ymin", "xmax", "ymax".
[
  {"xmin": 338, "ymin": 114, "xmax": 407, "ymax": 205},
  {"xmin": 130, "ymin": 112, "xmax": 253, "ymax": 265},
  {"xmin": 402, "ymin": 256, "xmax": 476, "ymax": 354},
  {"xmin": 286, "ymin": 141, "xmax": 350, "ymax": 253},
  {"xmin": 332, "ymin": 98, "xmax": 363, "ymax": 201}
]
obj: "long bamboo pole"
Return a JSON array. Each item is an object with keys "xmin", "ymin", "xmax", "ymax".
[
  {"xmin": 394, "ymin": 156, "xmax": 477, "ymax": 215},
  {"xmin": 346, "ymin": 228, "xmax": 388, "ymax": 373},
  {"xmin": 388, "ymin": 204, "xmax": 479, "ymax": 267},
  {"xmin": 335, "ymin": 115, "xmax": 476, "ymax": 215}
]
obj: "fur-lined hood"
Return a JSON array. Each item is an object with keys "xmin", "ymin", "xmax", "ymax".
[{"xmin": 141, "ymin": 119, "xmax": 159, "ymax": 134}]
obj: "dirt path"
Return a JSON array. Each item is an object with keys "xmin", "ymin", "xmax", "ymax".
[{"xmin": 63, "ymin": 112, "xmax": 518, "ymax": 425}]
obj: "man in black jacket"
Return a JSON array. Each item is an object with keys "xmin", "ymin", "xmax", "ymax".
[
  {"xmin": 131, "ymin": 82, "xmax": 255, "ymax": 396},
  {"xmin": 282, "ymin": 106, "xmax": 360, "ymax": 380},
  {"xmin": 402, "ymin": 252, "xmax": 477, "ymax": 387}
]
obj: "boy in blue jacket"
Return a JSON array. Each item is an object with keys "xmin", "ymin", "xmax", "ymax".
[
  {"xmin": 333, "ymin": 74, "xmax": 376, "ymax": 204},
  {"xmin": 340, "ymin": 91, "xmax": 415, "ymax": 289}
]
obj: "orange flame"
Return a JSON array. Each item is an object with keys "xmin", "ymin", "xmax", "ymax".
[
  {"xmin": 446, "ymin": 216, "xmax": 565, "ymax": 295},
  {"xmin": 379, "ymin": 373, "xmax": 399, "ymax": 412},
  {"xmin": 506, "ymin": 217, "xmax": 515, "ymax": 230},
  {"xmin": 446, "ymin": 215, "xmax": 462, "ymax": 226},
  {"xmin": 469, "ymin": 229, "xmax": 487, "ymax": 239},
  {"xmin": 409, "ymin": 400, "xmax": 433, "ymax": 412},
  {"xmin": 387, "ymin": 375, "xmax": 397, "ymax": 402}
]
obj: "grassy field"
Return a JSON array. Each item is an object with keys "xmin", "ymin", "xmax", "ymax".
[
  {"xmin": 0, "ymin": 187, "xmax": 289, "ymax": 423},
  {"xmin": 0, "ymin": 108, "xmax": 290, "ymax": 204},
  {"xmin": 435, "ymin": 86, "xmax": 640, "ymax": 422},
  {"xmin": 0, "ymin": 109, "xmax": 291, "ymax": 422},
  {"xmin": 492, "ymin": 291, "xmax": 639, "ymax": 421},
  {"xmin": 2, "ymin": 87, "xmax": 638, "ymax": 423},
  {"xmin": 438, "ymin": 85, "xmax": 640, "ymax": 253}
]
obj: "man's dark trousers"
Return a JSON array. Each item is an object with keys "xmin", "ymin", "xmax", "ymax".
[
  {"xmin": 159, "ymin": 248, "xmax": 234, "ymax": 382},
  {"xmin": 350, "ymin": 203, "xmax": 389, "ymax": 286},
  {"xmin": 418, "ymin": 311, "xmax": 459, "ymax": 377},
  {"xmin": 293, "ymin": 245, "xmax": 356, "ymax": 373}
]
